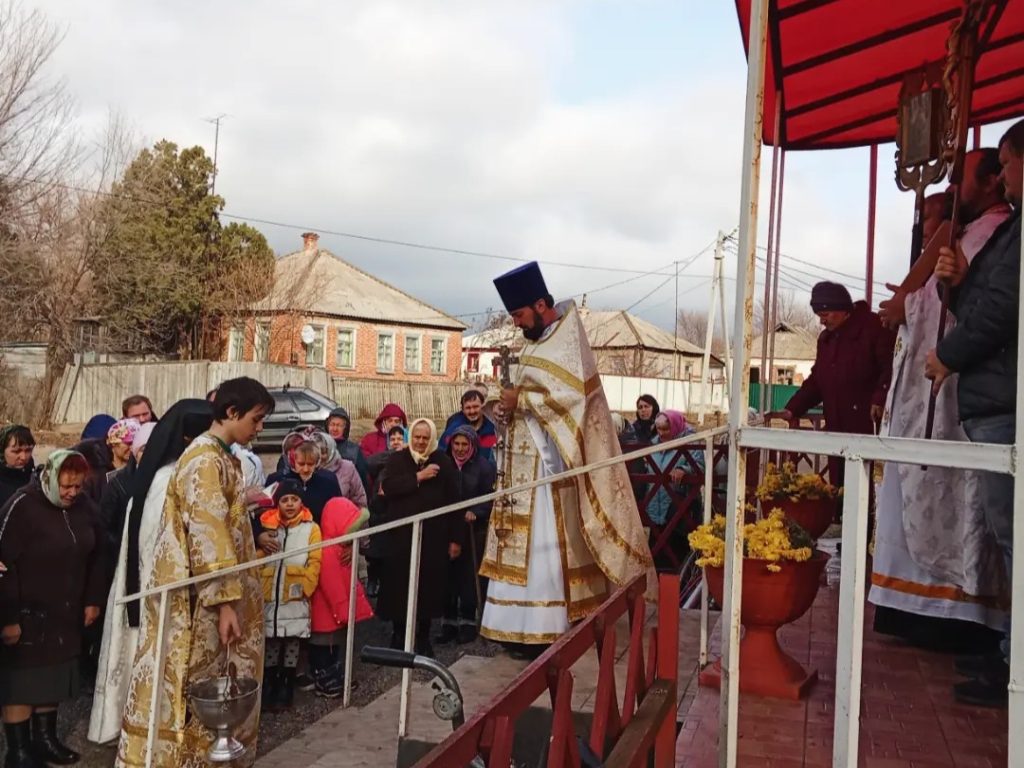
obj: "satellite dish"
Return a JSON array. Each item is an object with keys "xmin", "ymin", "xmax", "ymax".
[{"xmin": 300, "ymin": 325, "xmax": 316, "ymax": 345}]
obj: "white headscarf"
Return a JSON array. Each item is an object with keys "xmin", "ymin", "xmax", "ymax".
[
  {"xmin": 131, "ymin": 422, "xmax": 157, "ymax": 460},
  {"xmin": 407, "ymin": 417, "xmax": 438, "ymax": 465}
]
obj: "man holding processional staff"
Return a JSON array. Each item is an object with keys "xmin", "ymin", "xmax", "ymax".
[{"xmin": 479, "ymin": 262, "xmax": 654, "ymax": 657}]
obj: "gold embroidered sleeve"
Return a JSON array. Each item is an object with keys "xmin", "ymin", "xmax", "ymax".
[{"xmin": 181, "ymin": 453, "xmax": 243, "ymax": 608}]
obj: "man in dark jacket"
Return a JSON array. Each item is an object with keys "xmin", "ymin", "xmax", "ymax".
[
  {"xmin": 768, "ymin": 281, "xmax": 895, "ymax": 486},
  {"xmin": 926, "ymin": 118, "xmax": 1023, "ymax": 708},
  {"xmin": 325, "ymin": 406, "xmax": 370, "ymax": 492},
  {"xmin": 439, "ymin": 389, "xmax": 498, "ymax": 464}
]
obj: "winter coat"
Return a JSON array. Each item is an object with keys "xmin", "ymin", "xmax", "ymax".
[
  {"xmin": 265, "ymin": 469, "xmax": 342, "ymax": 524},
  {"xmin": 99, "ymin": 462, "xmax": 135, "ymax": 574},
  {"xmin": 359, "ymin": 404, "xmax": 408, "ymax": 460},
  {"xmin": 439, "ymin": 414, "xmax": 498, "ymax": 464},
  {"xmin": 364, "ymin": 450, "xmax": 393, "ymax": 561},
  {"xmin": 646, "ymin": 428, "xmax": 704, "ymax": 526},
  {"xmin": 0, "ymin": 463, "xmax": 33, "ymax": 510},
  {"xmin": 323, "ymin": 457, "xmax": 368, "ymax": 509},
  {"xmin": 376, "ymin": 449, "xmax": 460, "ymax": 622},
  {"xmin": 325, "ymin": 407, "xmax": 371, "ymax": 492},
  {"xmin": 258, "ymin": 507, "xmax": 322, "ymax": 639},
  {"xmin": 937, "ymin": 210, "xmax": 1022, "ymax": 421},
  {"xmin": 0, "ymin": 481, "xmax": 106, "ymax": 667},
  {"xmin": 785, "ymin": 302, "xmax": 895, "ymax": 435},
  {"xmin": 311, "ymin": 498, "xmax": 374, "ymax": 633}
]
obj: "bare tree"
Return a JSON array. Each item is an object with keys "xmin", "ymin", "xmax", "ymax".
[
  {"xmin": 0, "ymin": 1, "xmax": 76, "ymax": 232},
  {"xmin": 676, "ymin": 308, "xmax": 725, "ymax": 355},
  {"xmin": 754, "ymin": 290, "xmax": 819, "ymax": 335}
]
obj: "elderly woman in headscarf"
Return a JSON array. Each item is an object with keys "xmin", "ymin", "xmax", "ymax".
[
  {"xmin": 87, "ymin": 399, "xmax": 214, "ymax": 746},
  {"xmin": 436, "ymin": 425, "xmax": 495, "ymax": 646},
  {"xmin": 632, "ymin": 395, "xmax": 661, "ymax": 444},
  {"xmin": 646, "ymin": 410, "xmax": 704, "ymax": 563},
  {"xmin": 0, "ymin": 450, "xmax": 105, "ymax": 766},
  {"xmin": 378, "ymin": 418, "xmax": 460, "ymax": 656},
  {"xmin": 0, "ymin": 426, "xmax": 35, "ymax": 509}
]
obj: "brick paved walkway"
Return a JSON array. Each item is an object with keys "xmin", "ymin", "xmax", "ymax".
[
  {"xmin": 256, "ymin": 610, "xmax": 703, "ymax": 767},
  {"xmin": 675, "ymin": 585, "xmax": 1008, "ymax": 767}
]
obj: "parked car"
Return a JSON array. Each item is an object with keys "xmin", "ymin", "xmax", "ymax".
[{"xmin": 255, "ymin": 386, "xmax": 338, "ymax": 450}]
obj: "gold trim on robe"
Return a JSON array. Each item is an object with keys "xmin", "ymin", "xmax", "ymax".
[{"xmin": 481, "ymin": 301, "xmax": 655, "ymax": 623}]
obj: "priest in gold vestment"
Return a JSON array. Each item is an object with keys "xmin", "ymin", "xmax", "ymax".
[
  {"xmin": 117, "ymin": 379, "xmax": 273, "ymax": 768},
  {"xmin": 480, "ymin": 262, "xmax": 654, "ymax": 647}
]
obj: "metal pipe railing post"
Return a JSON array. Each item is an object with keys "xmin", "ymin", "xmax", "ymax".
[
  {"xmin": 699, "ymin": 434, "xmax": 713, "ymax": 667},
  {"xmin": 398, "ymin": 520, "xmax": 423, "ymax": 739},
  {"xmin": 144, "ymin": 590, "xmax": 170, "ymax": 768},
  {"xmin": 719, "ymin": 0, "xmax": 768, "ymax": 763},
  {"xmin": 832, "ymin": 456, "xmax": 870, "ymax": 767},
  {"xmin": 343, "ymin": 534, "xmax": 361, "ymax": 708}
]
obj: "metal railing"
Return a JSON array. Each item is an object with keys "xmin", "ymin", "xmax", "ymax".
[{"xmin": 116, "ymin": 425, "xmax": 726, "ymax": 768}]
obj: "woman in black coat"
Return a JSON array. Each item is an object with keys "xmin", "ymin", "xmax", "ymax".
[
  {"xmin": 0, "ymin": 426, "xmax": 35, "ymax": 509},
  {"xmin": 0, "ymin": 449, "xmax": 105, "ymax": 766},
  {"xmin": 378, "ymin": 418, "xmax": 461, "ymax": 657}
]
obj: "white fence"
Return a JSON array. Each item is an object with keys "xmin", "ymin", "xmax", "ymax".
[
  {"xmin": 601, "ymin": 373, "xmax": 728, "ymax": 415},
  {"xmin": 51, "ymin": 361, "xmax": 332, "ymax": 424}
]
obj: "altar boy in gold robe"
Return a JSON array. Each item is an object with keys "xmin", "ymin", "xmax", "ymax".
[
  {"xmin": 116, "ymin": 378, "xmax": 275, "ymax": 768},
  {"xmin": 480, "ymin": 262, "xmax": 654, "ymax": 654}
]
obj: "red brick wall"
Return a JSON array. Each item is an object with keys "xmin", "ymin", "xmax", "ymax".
[{"xmin": 225, "ymin": 314, "xmax": 463, "ymax": 383}]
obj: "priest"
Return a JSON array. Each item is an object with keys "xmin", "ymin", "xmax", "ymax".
[{"xmin": 479, "ymin": 262, "xmax": 654, "ymax": 653}]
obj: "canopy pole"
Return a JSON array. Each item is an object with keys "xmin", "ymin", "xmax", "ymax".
[
  {"xmin": 720, "ymin": 0, "xmax": 768, "ymax": 765},
  {"xmin": 972, "ymin": 124, "xmax": 981, "ymax": 149},
  {"xmin": 759, "ymin": 103, "xmax": 783, "ymax": 413},
  {"xmin": 766, "ymin": 149, "xmax": 786, "ymax": 414},
  {"xmin": 866, "ymin": 144, "xmax": 878, "ymax": 306}
]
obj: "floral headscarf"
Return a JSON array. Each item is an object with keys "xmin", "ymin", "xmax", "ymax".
[
  {"xmin": 40, "ymin": 449, "xmax": 85, "ymax": 508},
  {"xmin": 408, "ymin": 418, "xmax": 438, "ymax": 465},
  {"xmin": 107, "ymin": 418, "xmax": 141, "ymax": 446}
]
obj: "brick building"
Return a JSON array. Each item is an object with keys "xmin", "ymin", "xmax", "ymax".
[{"xmin": 225, "ymin": 233, "xmax": 466, "ymax": 381}]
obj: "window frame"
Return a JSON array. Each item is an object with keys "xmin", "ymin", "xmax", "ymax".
[
  {"xmin": 305, "ymin": 324, "xmax": 326, "ymax": 368},
  {"xmin": 254, "ymin": 321, "xmax": 271, "ymax": 362},
  {"xmin": 403, "ymin": 333, "xmax": 423, "ymax": 374},
  {"xmin": 376, "ymin": 331, "xmax": 396, "ymax": 373},
  {"xmin": 429, "ymin": 335, "xmax": 447, "ymax": 375},
  {"xmin": 227, "ymin": 323, "xmax": 246, "ymax": 362},
  {"xmin": 335, "ymin": 325, "xmax": 357, "ymax": 370}
]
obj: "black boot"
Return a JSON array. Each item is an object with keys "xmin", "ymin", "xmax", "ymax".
[
  {"xmin": 262, "ymin": 667, "xmax": 280, "ymax": 710},
  {"xmin": 4, "ymin": 721, "xmax": 44, "ymax": 768},
  {"xmin": 29, "ymin": 711, "xmax": 78, "ymax": 765},
  {"xmin": 276, "ymin": 668, "xmax": 296, "ymax": 710}
]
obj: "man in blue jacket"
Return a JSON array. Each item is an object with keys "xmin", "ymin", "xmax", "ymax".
[{"xmin": 927, "ymin": 118, "xmax": 1023, "ymax": 708}]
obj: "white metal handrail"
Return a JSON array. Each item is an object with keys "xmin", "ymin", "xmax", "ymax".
[{"xmin": 116, "ymin": 424, "xmax": 727, "ymax": 766}]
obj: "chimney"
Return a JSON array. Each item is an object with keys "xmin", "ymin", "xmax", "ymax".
[{"xmin": 302, "ymin": 232, "xmax": 320, "ymax": 252}]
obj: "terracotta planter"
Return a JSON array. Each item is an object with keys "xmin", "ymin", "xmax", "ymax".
[
  {"xmin": 762, "ymin": 496, "xmax": 837, "ymax": 540},
  {"xmin": 699, "ymin": 552, "xmax": 828, "ymax": 700}
]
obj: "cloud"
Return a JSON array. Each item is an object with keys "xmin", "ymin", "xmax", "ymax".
[{"xmin": 37, "ymin": 0, "xmax": 934, "ymax": 334}]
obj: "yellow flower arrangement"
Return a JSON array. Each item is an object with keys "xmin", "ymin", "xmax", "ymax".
[
  {"xmin": 687, "ymin": 508, "xmax": 814, "ymax": 573},
  {"xmin": 755, "ymin": 462, "xmax": 839, "ymax": 502}
]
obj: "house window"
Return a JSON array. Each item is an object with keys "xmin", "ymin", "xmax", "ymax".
[
  {"xmin": 377, "ymin": 332, "xmax": 395, "ymax": 372},
  {"xmin": 305, "ymin": 325, "xmax": 325, "ymax": 367},
  {"xmin": 254, "ymin": 322, "xmax": 270, "ymax": 362},
  {"xmin": 404, "ymin": 334, "xmax": 422, "ymax": 373},
  {"xmin": 467, "ymin": 352, "xmax": 480, "ymax": 373},
  {"xmin": 335, "ymin": 327, "xmax": 355, "ymax": 369},
  {"xmin": 227, "ymin": 324, "xmax": 245, "ymax": 362},
  {"xmin": 775, "ymin": 366, "xmax": 796, "ymax": 386},
  {"xmin": 430, "ymin": 336, "xmax": 447, "ymax": 375}
]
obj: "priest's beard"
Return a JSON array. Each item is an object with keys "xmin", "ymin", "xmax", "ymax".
[{"xmin": 521, "ymin": 309, "xmax": 546, "ymax": 341}]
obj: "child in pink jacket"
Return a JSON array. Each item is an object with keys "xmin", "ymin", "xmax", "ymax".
[{"xmin": 309, "ymin": 497, "xmax": 374, "ymax": 697}]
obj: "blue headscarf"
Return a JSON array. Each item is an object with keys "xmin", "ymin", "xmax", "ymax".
[{"xmin": 81, "ymin": 414, "xmax": 117, "ymax": 441}]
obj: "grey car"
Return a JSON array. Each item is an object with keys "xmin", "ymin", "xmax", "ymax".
[{"xmin": 256, "ymin": 385, "xmax": 338, "ymax": 450}]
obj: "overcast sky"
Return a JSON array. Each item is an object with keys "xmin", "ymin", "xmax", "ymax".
[{"xmin": 38, "ymin": 0, "xmax": 1015, "ymax": 335}]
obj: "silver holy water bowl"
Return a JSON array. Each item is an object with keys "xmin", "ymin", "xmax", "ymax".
[{"xmin": 188, "ymin": 675, "xmax": 260, "ymax": 762}]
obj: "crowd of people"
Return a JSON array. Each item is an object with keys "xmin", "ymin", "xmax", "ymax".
[{"xmin": 0, "ymin": 376, "xmax": 514, "ymax": 766}]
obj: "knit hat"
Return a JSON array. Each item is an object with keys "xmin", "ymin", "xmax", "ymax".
[
  {"xmin": 809, "ymin": 281, "xmax": 853, "ymax": 313},
  {"xmin": 273, "ymin": 478, "xmax": 304, "ymax": 505}
]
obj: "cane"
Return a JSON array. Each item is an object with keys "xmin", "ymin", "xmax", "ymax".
[{"xmin": 467, "ymin": 519, "xmax": 483, "ymax": 625}]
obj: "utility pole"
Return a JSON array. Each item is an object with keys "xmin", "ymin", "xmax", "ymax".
[
  {"xmin": 698, "ymin": 231, "xmax": 728, "ymax": 424},
  {"xmin": 204, "ymin": 114, "xmax": 228, "ymax": 195},
  {"xmin": 673, "ymin": 259, "xmax": 681, "ymax": 381}
]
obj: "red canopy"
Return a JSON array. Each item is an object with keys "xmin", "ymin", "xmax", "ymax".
[{"xmin": 734, "ymin": 0, "xmax": 1024, "ymax": 149}]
